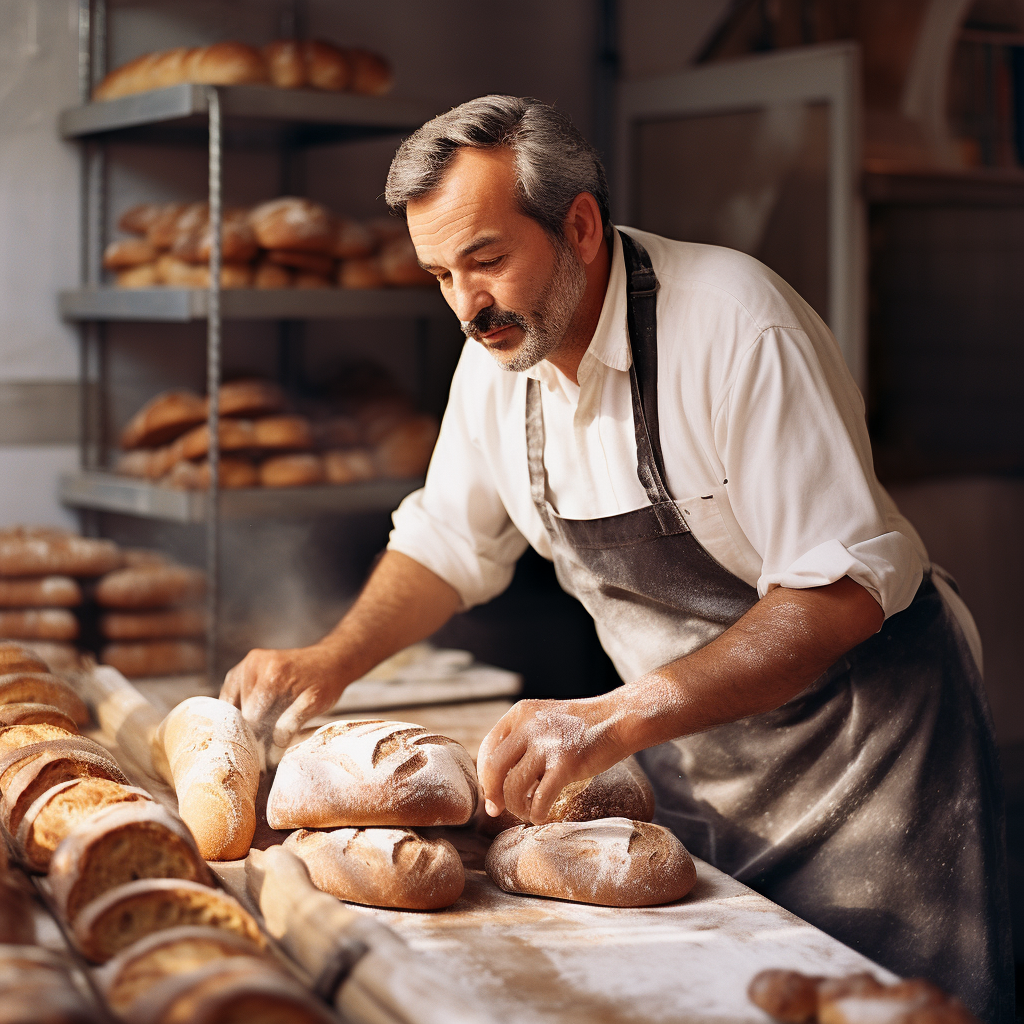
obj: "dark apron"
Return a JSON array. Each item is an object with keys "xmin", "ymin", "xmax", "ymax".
[{"xmin": 524, "ymin": 231, "xmax": 1013, "ymax": 1022}]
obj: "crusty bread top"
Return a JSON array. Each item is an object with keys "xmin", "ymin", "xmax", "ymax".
[
  {"xmin": 0, "ymin": 576, "xmax": 82, "ymax": 608},
  {"xmin": 215, "ymin": 378, "xmax": 287, "ymax": 419},
  {"xmin": 119, "ymin": 390, "xmax": 207, "ymax": 451},
  {"xmin": 0, "ymin": 673, "xmax": 90, "ymax": 726},
  {"xmin": 0, "ymin": 702, "xmax": 78, "ymax": 732},
  {"xmin": 0, "ymin": 642, "xmax": 49, "ymax": 674},
  {"xmin": 0, "ymin": 735, "xmax": 121, "ymax": 793},
  {"xmin": 0, "ymin": 720, "xmax": 75, "ymax": 759},
  {"xmin": 94, "ymin": 564, "xmax": 206, "ymax": 609},
  {"xmin": 0, "ymin": 533, "xmax": 121, "ymax": 578},
  {"xmin": 267, "ymin": 718, "xmax": 478, "ymax": 830},
  {"xmin": 547, "ymin": 757, "xmax": 655, "ymax": 824}
]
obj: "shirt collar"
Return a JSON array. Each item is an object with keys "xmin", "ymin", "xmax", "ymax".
[{"xmin": 524, "ymin": 227, "xmax": 631, "ymax": 387}]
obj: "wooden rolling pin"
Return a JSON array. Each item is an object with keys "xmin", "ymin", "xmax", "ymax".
[{"xmin": 246, "ymin": 846, "xmax": 495, "ymax": 1024}]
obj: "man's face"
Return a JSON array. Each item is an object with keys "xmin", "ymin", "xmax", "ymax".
[{"xmin": 407, "ymin": 148, "xmax": 587, "ymax": 373}]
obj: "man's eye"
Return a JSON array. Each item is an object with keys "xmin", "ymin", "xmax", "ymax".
[
  {"xmin": 477, "ymin": 256, "xmax": 504, "ymax": 269},
  {"xmin": 435, "ymin": 271, "xmax": 451, "ymax": 284}
]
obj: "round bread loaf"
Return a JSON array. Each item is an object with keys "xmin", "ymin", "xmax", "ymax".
[
  {"xmin": 126, "ymin": 957, "xmax": 336, "ymax": 1024},
  {"xmin": 303, "ymin": 40, "xmax": 351, "ymax": 91},
  {"xmin": 267, "ymin": 719, "xmax": 478, "ymax": 830},
  {"xmin": 546, "ymin": 757, "xmax": 655, "ymax": 823},
  {"xmin": 50, "ymin": 801, "xmax": 212, "ymax": 925},
  {"xmin": 263, "ymin": 40, "xmax": 305, "ymax": 89},
  {"xmin": 0, "ymin": 609, "xmax": 79, "ymax": 641},
  {"xmin": 157, "ymin": 696, "xmax": 259, "ymax": 860},
  {"xmin": 323, "ymin": 448, "xmax": 377, "ymax": 485},
  {"xmin": 118, "ymin": 203, "xmax": 165, "ymax": 236},
  {"xmin": 73, "ymin": 878, "xmax": 265, "ymax": 963},
  {"xmin": 120, "ymin": 391, "xmax": 207, "ymax": 450},
  {"xmin": 103, "ymin": 238, "xmax": 159, "ymax": 270},
  {"xmin": 747, "ymin": 969, "xmax": 825, "ymax": 1023},
  {"xmin": 338, "ymin": 256, "xmax": 385, "ymax": 289},
  {"xmin": 216, "ymin": 379, "xmax": 287, "ymax": 419},
  {"xmin": 0, "ymin": 642, "xmax": 49, "ymax": 674},
  {"xmin": 346, "ymin": 48, "xmax": 394, "ymax": 95},
  {"xmin": 164, "ymin": 457, "xmax": 259, "ymax": 490},
  {"xmin": 0, "ymin": 532, "xmax": 121, "ymax": 578},
  {"xmin": 378, "ymin": 237, "xmax": 434, "ymax": 287},
  {"xmin": 172, "ymin": 419, "xmax": 257, "ymax": 461},
  {"xmin": 17, "ymin": 778, "xmax": 153, "ymax": 872},
  {"xmin": 253, "ymin": 260, "xmax": 292, "ymax": 289},
  {"xmin": 252, "ymin": 415, "xmax": 314, "ymax": 451},
  {"xmin": 101, "ymin": 640, "xmax": 206, "ymax": 678},
  {"xmin": 95, "ymin": 925, "xmax": 268, "ymax": 1015},
  {"xmin": 0, "ymin": 703, "xmax": 78, "ymax": 733},
  {"xmin": 100, "ymin": 608, "xmax": 206, "ymax": 641},
  {"xmin": 249, "ymin": 197, "xmax": 335, "ymax": 253},
  {"xmin": 0, "ymin": 577, "xmax": 81, "ymax": 609},
  {"xmin": 0, "ymin": 673, "xmax": 90, "ymax": 725},
  {"xmin": 485, "ymin": 817, "xmax": 697, "ymax": 907},
  {"xmin": 283, "ymin": 826, "xmax": 465, "ymax": 909},
  {"xmin": 95, "ymin": 564, "xmax": 206, "ymax": 609},
  {"xmin": 259, "ymin": 453, "xmax": 325, "ymax": 487},
  {"xmin": 0, "ymin": 721, "xmax": 75, "ymax": 758},
  {"xmin": 0, "ymin": 879, "xmax": 37, "ymax": 944}
]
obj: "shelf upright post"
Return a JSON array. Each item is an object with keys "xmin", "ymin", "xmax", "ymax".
[
  {"xmin": 206, "ymin": 87, "xmax": 224, "ymax": 685},
  {"xmin": 76, "ymin": 0, "xmax": 91, "ymax": 477}
]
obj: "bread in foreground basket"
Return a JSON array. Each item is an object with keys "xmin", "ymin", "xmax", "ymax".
[
  {"xmin": 0, "ymin": 944, "xmax": 103, "ymax": 1023},
  {"xmin": 0, "ymin": 703, "xmax": 79, "ymax": 733},
  {"xmin": 266, "ymin": 718, "xmax": 478, "ymax": 829},
  {"xmin": 485, "ymin": 817, "xmax": 696, "ymax": 907},
  {"xmin": 72, "ymin": 877, "xmax": 265, "ymax": 963},
  {"xmin": 0, "ymin": 673, "xmax": 89, "ymax": 725},
  {"xmin": 283, "ymin": 826, "xmax": 465, "ymax": 909},
  {"xmin": 156, "ymin": 696, "xmax": 259, "ymax": 860}
]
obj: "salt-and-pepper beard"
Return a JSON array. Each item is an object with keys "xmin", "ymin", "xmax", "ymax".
[{"xmin": 460, "ymin": 236, "xmax": 589, "ymax": 373}]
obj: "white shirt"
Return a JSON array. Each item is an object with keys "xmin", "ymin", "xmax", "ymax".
[{"xmin": 389, "ymin": 227, "xmax": 932, "ymax": 638}]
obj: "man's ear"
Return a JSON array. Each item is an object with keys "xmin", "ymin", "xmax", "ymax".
[{"xmin": 564, "ymin": 192, "xmax": 605, "ymax": 265}]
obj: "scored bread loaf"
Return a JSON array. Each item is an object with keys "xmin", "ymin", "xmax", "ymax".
[
  {"xmin": 0, "ymin": 642, "xmax": 49, "ymax": 674},
  {"xmin": 95, "ymin": 564, "xmax": 206, "ymax": 609},
  {"xmin": 0, "ymin": 576, "xmax": 82, "ymax": 608},
  {"xmin": 101, "ymin": 641, "xmax": 206, "ymax": 679},
  {"xmin": 163, "ymin": 457, "xmax": 259, "ymax": 490},
  {"xmin": 100, "ymin": 607, "xmax": 206, "ymax": 641},
  {"xmin": 17, "ymin": 778, "xmax": 153, "ymax": 872},
  {"xmin": 156, "ymin": 696, "xmax": 259, "ymax": 860},
  {"xmin": 267, "ymin": 719, "xmax": 478, "ymax": 829},
  {"xmin": 283, "ymin": 826, "xmax": 465, "ymax": 910},
  {"xmin": 0, "ymin": 609, "xmax": 79, "ymax": 641},
  {"xmin": 49, "ymin": 801, "xmax": 212, "ymax": 924},
  {"xmin": 0, "ymin": 736, "xmax": 119, "ymax": 793},
  {"xmin": 118, "ymin": 202, "xmax": 167, "ymax": 236},
  {"xmin": 0, "ymin": 531, "xmax": 121, "ymax": 578},
  {"xmin": 185, "ymin": 42, "xmax": 268, "ymax": 86},
  {"xmin": 0, "ymin": 721, "xmax": 76, "ymax": 758},
  {"xmin": 120, "ymin": 390, "xmax": 207, "ymax": 450},
  {"xmin": 0, "ymin": 702, "xmax": 79, "ymax": 733},
  {"xmin": 73, "ymin": 878, "xmax": 265, "ymax": 963},
  {"xmin": 0, "ymin": 673, "xmax": 90, "ymax": 725},
  {"xmin": 485, "ymin": 817, "xmax": 697, "ymax": 907},
  {"xmin": 95, "ymin": 925, "xmax": 269, "ymax": 1015},
  {"xmin": 249, "ymin": 197, "xmax": 335, "ymax": 252}
]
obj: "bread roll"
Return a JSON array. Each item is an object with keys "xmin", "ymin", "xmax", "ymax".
[
  {"xmin": 164, "ymin": 457, "xmax": 259, "ymax": 490},
  {"xmin": 0, "ymin": 642, "xmax": 48, "ymax": 674},
  {"xmin": 72, "ymin": 878, "xmax": 265, "ymax": 963},
  {"xmin": 0, "ymin": 721, "xmax": 75, "ymax": 758},
  {"xmin": 147, "ymin": 46, "xmax": 195, "ymax": 90},
  {"xmin": 373, "ymin": 415, "xmax": 439, "ymax": 478},
  {"xmin": 266, "ymin": 248, "xmax": 335, "ymax": 275},
  {"xmin": 157, "ymin": 696, "xmax": 259, "ymax": 860},
  {"xmin": 17, "ymin": 778, "xmax": 152, "ymax": 871},
  {"xmin": 338, "ymin": 256, "xmax": 385, "ymax": 289},
  {"xmin": 0, "ymin": 576, "xmax": 81, "ymax": 608},
  {"xmin": 95, "ymin": 926, "xmax": 268, "ymax": 1015},
  {"xmin": 332, "ymin": 218, "xmax": 376, "ymax": 259},
  {"xmin": 185, "ymin": 42, "xmax": 268, "ymax": 86},
  {"xmin": 258, "ymin": 454, "xmax": 325, "ymax": 487},
  {"xmin": 120, "ymin": 390, "xmax": 207, "ymax": 450},
  {"xmin": 485, "ymin": 818, "xmax": 697, "ymax": 907},
  {"xmin": 252, "ymin": 415, "xmax": 314, "ymax": 451},
  {"xmin": 101, "ymin": 641, "xmax": 206, "ymax": 679},
  {"xmin": 249, "ymin": 197, "xmax": 335, "ymax": 253},
  {"xmin": 118, "ymin": 203, "xmax": 164, "ymax": 236},
  {"xmin": 116, "ymin": 263, "xmax": 161, "ymax": 288},
  {"xmin": 171, "ymin": 209, "xmax": 259, "ymax": 266},
  {"xmin": 0, "ymin": 880, "xmax": 37, "ymax": 945},
  {"xmin": 95, "ymin": 564, "xmax": 206, "ymax": 609},
  {"xmin": 103, "ymin": 238, "xmax": 160, "ymax": 270},
  {"xmin": 0, "ymin": 610, "xmax": 78, "ymax": 641},
  {"xmin": 0, "ymin": 673, "xmax": 90, "ymax": 725},
  {"xmin": 0, "ymin": 531, "xmax": 121, "ymax": 578},
  {"xmin": 267, "ymin": 719, "xmax": 478, "ymax": 829},
  {"xmin": 303, "ymin": 40, "xmax": 351, "ymax": 91},
  {"xmin": 126, "ymin": 957, "xmax": 336, "ymax": 1024},
  {"xmin": 216, "ymin": 378, "xmax": 287, "ymax": 419},
  {"xmin": 101, "ymin": 607, "xmax": 206, "ymax": 641},
  {"xmin": 263, "ymin": 40, "xmax": 305, "ymax": 89},
  {"xmin": 818, "ymin": 977, "xmax": 976, "ymax": 1024},
  {"xmin": 747, "ymin": 970, "xmax": 824, "ymax": 1023},
  {"xmin": 0, "ymin": 702, "xmax": 78, "ymax": 732},
  {"xmin": 378, "ymin": 237, "xmax": 434, "ymax": 287},
  {"xmin": 346, "ymin": 48, "xmax": 394, "ymax": 96},
  {"xmin": 50, "ymin": 802, "xmax": 212, "ymax": 925},
  {"xmin": 253, "ymin": 260, "xmax": 292, "ymax": 288},
  {"xmin": 173, "ymin": 419, "xmax": 257, "ymax": 461},
  {"xmin": 324, "ymin": 448, "xmax": 377, "ymax": 484},
  {"xmin": 283, "ymin": 826, "xmax": 465, "ymax": 909}
]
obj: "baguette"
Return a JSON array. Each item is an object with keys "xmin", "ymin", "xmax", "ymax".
[
  {"xmin": 101, "ymin": 641, "xmax": 206, "ymax": 679},
  {"xmin": 0, "ymin": 673, "xmax": 90, "ymax": 725},
  {"xmin": 0, "ymin": 531, "xmax": 121, "ymax": 578},
  {"xmin": 120, "ymin": 390, "xmax": 207, "ymax": 450},
  {"xmin": 184, "ymin": 42, "xmax": 268, "ymax": 87},
  {"xmin": 0, "ymin": 577, "xmax": 82, "ymax": 609},
  {"xmin": 0, "ymin": 609, "xmax": 79, "ymax": 641},
  {"xmin": 95, "ymin": 564, "xmax": 206, "ymax": 609},
  {"xmin": 156, "ymin": 696, "xmax": 259, "ymax": 860},
  {"xmin": 72, "ymin": 877, "xmax": 265, "ymax": 963}
]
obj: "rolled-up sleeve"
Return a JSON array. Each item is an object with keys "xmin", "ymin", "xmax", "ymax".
[
  {"xmin": 716, "ymin": 326, "xmax": 925, "ymax": 618},
  {"xmin": 387, "ymin": 353, "xmax": 529, "ymax": 610}
]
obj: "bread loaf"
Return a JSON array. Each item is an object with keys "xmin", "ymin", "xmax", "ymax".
[
  {"xmin": 746, "ymin": 969, "xmax": 825, "ymax": 1023},
  {"xmin": 16, "ymin": 640, "xmax": 79, "ymax": 673},
  {"xmin": 263, "ymin": 40, "xmax": 305, "ymax": 89},
  {"xmin": 0, "ymin": 673, "xmax": 90, "ymax": 725},
  {"xmin": 338, "ymin": 256, "xmax": 385, "ymax": 289},
  {"xmin": 125, "ymin": 957, "xmax": 336, "ymax": 1024},
  {"xmin": 249, "ymin": 197, "xmax": 335, "ymax": 253},
  {"xmin": 95, "ymin": 926, "xmax": 268, "ymax": 1015},
  {"xmin": 170, "ymin": 206, "xmax": 258, "ymax": 265},
  {"xmin": 157, "ymin": 696, "xmax": 259, "ymax": 860},
  {"xmin": 372, "ymin": 415, "xmax": 439, "ymax": 478},
  {"xmin": 252, "ymin": 415, "xmax": 314, "ymax": 450},
  {"xmin": 101, "ymin": 641, "xmax": 206, "ymax": 679},
  {"xmin": 0, "ymin": 880, "xmax": 37, "ymax": 944},
  {"xmin": 0, "ymin": 946, "xmax": 100, "ymax": 1023},
  {"xmin": 323, "ymin": 449, "xmax": 376, "ymax": 484},
  {"xmin": 0, "ymin": 610, "xmax": 79, "ymax": 641},
  {"xmin": 146, "ymin": 204, "xmax": 195, "ymax": 249},
  {"xmin": 0, "ymin": 642, "xmax": 49, "ymax": 674},
  {"xmin": 123, "ymin": 548, "xmax": 170, "ymax": 568},
  {"xmin": 73, "ymin": 878, "xmax": 265, "ymax": 963},
  {"xmin": 347, "ymin": 47, "xmax": 394, "ymax": 95},
  {"xmin": 156, "ymin": 255, "xmax": 253, "ymax": 288},
  {"xmin": 485, "ymin": 817, "xmax": 697, "ymax": 907},
  {"xmin": 173, "ymin": 419, "xmax": 258, "ymax": 461},
  {"xmin": 0, "ymin": 721, "xmax": 76, "ymax": 758},
  {"xmin": 17, "ymin": 778, "xmax": 153, "ymax": 872},
  {"xmin": 120, "ymin": 390, "xmax": 207, "ymax": 450},
  {"xmin": 116, "ymin": 263, "xmax": 161, "ymax": 288},
  {"xmin": 93, "ymin": 52, "xmax": 161, "ymax": 100},
  {"xmin": 164, "ymin": 458, "xmax": 259, "ymax": 490},
  {"xmin": 147, "ymin": 46, "xmax": 195, "ymax": 90},
  {"xmin": 253, "ymin": 260, "xmax": 292, "ymax": 288},
  {"xmin": 184, "ymin": 42, "xmax": 268, "ymax": 86},
  {"xmin": 267, "ymin": 719, "xmax": 478, "ymax": 829},
  {"xmin": 259, "ymin": 454, "xmax": 325, "ymax": 487},
  {"xmin": 0, "ymin": 577, "xmax": 82, "ymax": 609},
  {"xmin": 0, "ymin": 702, "xmax": 79, "ymax": 733},
  {"xmin": 303, "ymin": 40, "xmax": 351, "ymax": 91},
  {"xmin": 216, "ymin": 378, "xmax": 287, "ymax": 418},
  {"xmin": 283, "ymin": 826, "xmax": 465, "ymax": 909},
  {"xmin": 266, "ymin": 248, "xmax": 335, "ymax": 275},
  {"xmin": 50, "ymin": 802, "xmax": 212, "ymax": 924},
  {"xmin": 546, "ymin": 757, "xmax": 655, "ymax": 823},
  {"xmin": 95, "ymin": 564, "xmax": 206, "ymax": 609},
  {"xmin": 0, "ymin": 531, "xmax": 121, "ymax": 578},
  {"xmin": 103, "ymin": 238, "xmax": 160, "ymax": 270},
  {"xmin": 118, "ymin": 203, "xmax": 165, "ymax": 236},
  {"xmin": 819, "ymin": 977, "xmax": 976, "ymax": 1024},
  {"xmin": 378, "ymin": 236, "xmax": 434, "ymax": 287},
  {"xmin": 101, "ymin": 607, "xmax": 206, "ymax": 641}
]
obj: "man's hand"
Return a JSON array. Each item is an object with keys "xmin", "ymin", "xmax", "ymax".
[{"xmin": 477, "ymin": 693, "xmax": 629, "ymax": 823}]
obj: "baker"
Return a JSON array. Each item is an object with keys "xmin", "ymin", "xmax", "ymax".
[{"xmin": 222, "ymin": 96, "xmax": 1011, "ymax": 1019}]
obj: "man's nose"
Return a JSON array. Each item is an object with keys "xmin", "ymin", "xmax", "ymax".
[{"xmin": 448, "ymin": 275, "xmax": 492, "ymax": 325}]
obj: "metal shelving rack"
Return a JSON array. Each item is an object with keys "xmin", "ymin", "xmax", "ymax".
[{"xmin": 65, "ymin": 0, "xmax": 442, "ymax": 678}]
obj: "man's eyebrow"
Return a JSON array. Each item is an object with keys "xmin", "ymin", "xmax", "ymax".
[{"xmin": 418, "ymin": 234, "xmax": 502, "ymax": 272}]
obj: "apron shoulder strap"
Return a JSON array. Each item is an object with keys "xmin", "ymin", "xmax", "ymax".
[{"xmin": 619, "ymin": 230, "xmax": 673, "ymax": 505}]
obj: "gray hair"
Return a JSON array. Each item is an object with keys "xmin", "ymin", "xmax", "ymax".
[{"xmin": 385, "ymin": 95, "xmax": 609, "ymax": 238}]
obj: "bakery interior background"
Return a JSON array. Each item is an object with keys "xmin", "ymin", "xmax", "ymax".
[{"xmin": 1, "ymin": 0, "xmax": 1023, "ymax": 943}]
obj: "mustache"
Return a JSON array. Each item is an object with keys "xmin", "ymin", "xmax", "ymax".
[{"xmin": 460, "ymin": 306, "xmax": 528, "ymax": 340}]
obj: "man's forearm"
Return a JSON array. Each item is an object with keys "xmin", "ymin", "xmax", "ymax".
[{"xmin": 614, "ymin": 576, "xmax": 884, "ymax": 753}]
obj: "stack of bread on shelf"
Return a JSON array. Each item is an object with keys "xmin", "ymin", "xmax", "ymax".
[
  {"xmin": 0, "ymin": 528, "xmax": 123, "ymax": 671},
  {"xmin": 114, "ymin": 375, "xmax": 439, "ymax": 489},
  {"xmin": 104, "ymin": 196, "xmax": 432, "ymax": 290},
  {"xmin": 93, "ymin": 37, "xmax": 392, "ymax": 101},
  {"xmin": 95, "ymin": 551, "xmax": 207, "ymax": 679}
]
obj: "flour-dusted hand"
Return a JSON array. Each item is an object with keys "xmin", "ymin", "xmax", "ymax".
[{"xmin": 476, "ymin": 695, "xmax": 630, "ymax": 824}]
